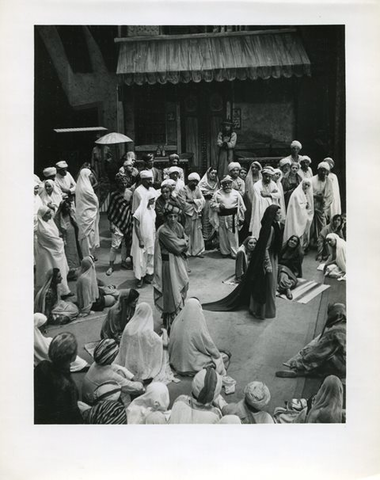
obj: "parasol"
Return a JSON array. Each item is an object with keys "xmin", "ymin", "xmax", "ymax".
[{"xmin": 95, "ymin": 132, "xmax": 133, "ymax": 145}]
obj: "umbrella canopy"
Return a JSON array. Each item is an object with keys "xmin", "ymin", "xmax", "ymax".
[{"xmin": 95, "ymin": 132, "xmax": 133, "ymax": 145}]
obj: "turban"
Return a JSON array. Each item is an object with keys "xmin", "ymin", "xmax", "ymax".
[
  {"xmin": 324, "ymin": 157, "xmax": 335, "ymax": 168},
  {"xmin": 228, "ymin": 162, "xmax": 241, "ymax": 171},
  {"xmin": 169, "ymin": 154, "xmax": 180, "ymax": 162},
  {"xmin": 168, "ymin": 166, "xmax": 181, "ymax": 175},
  {"xmin": 123, "ymin": 159, "xmax": 133, "ymax": 166},
  {"xmin": 188, "ymin": 172, "xmax": 200, "ymax": 182},
  {"xmin": 250, "ymin": 161, "xmax": 262, "ymax": 171},
  {"xmin": 290, "ymin": 140, "xmax": 302, "ymax": 149},
  {"xmin": 43, "ymin": 167, "xmax": 57, "ymax": 178},
  {"xmin": 317, "ymin": 161, "xmax": 331, "ymax": 171},
  {"xmin": 56, "ymin": 160, "xmax": 68, "ymax": 169},
  {"xmin": 48, "ymin": 332, "xmax": 77, "ymax": 366},
  {"xmin": 279, "ymin": 158, "xmax": 292, "ymax": 168},
  {"xmin": 262, "ymin": 166, "xmax": 275, "ymax": 175},
  {"xmin": 220, "ymin": 175, "xmax": 233, "ymax": 184},
  {"xmin": 84, "ymin": 400, "xmax": 127, "ymax": 425},
  {"xmin": 244, "ymin": 381, "xmax": 271, "ymax": 409},
  {"xmin": 34, "ymin": 313, "xmax": 47, "ymax": 328},
  {"xmin": 93, "ymin": 382, "xmax": 122, "ymax": 403},
  {"xmin": 161, "ymin": 179, "xmax": 176, "ymax": 189},
  {"xmin": 94, "ymin": 339, "xmax": 119, "ymax": 366},
  {"xmin": 192, "ymin": 367, "xmax": 223, "ymax": 405},
  {"xmin": 142, "ymin": 153, "xmax": 154, "ymax": 162},
  {"xmin": 301, "ymin": 155, "xmax": 312, "ymax": 165},
  {"xmin": 140, "ymin": 169, "xmax": 153, "ymax": 179}
]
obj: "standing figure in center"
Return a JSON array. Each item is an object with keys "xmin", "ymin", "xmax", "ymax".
[
  {"xmin": 228, "ymin": 162, "xmax": 245, "ymax": 197},
  {"xmin": 310, "ymin": 162, "xmax": 333, "ymax": 248},
  {"xmin": 209, "ymin": 176, "xmax": 246, "ymax": 259},
  {"xmin": 153, "ymin": 206, "xmax": 189, "ymax": 331},
  {"xmin": 216, "ymin": 119, "xmax": 237, "ymax": 179},
  {"xmin": 249, "ymin": 166, "xmax": 281, "ymax": 239},
  {"xmin": 199, "ymin": 167, "xmax": 219, "ymax": 249},
  {"xmin": 179, "ymin": 173, "xmax": 205, "ymax": 258}
]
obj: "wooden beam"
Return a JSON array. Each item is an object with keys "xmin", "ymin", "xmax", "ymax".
[{"xmin": 114, "ymin": 28, "xmax": 297, "ymax": 43}]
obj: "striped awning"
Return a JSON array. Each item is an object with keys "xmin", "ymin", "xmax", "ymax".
[{"xmin": 116, "ymin": 30, "xmax": 311, "ymax": 85}]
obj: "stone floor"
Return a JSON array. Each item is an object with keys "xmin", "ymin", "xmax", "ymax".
[{"xmin": 46, "ymin": 213, "xmax": 346, "ymax": 413}]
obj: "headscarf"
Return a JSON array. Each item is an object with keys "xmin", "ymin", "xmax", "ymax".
[
  {"xmin": 283, "ymin": 179, "xmax": 314, "ymax": 244},
  {"xmin": 218, "ymin": 415, "xmax": 242, "ymax": 424},
  {"xmin": 290, "ymin": 140, "xmax": 302, "ymax": 149},
  {"xmin": 76, "ymin": 256, "xmax": 99, "ymax": 312},
  {"xmin": 34, "ymin": 268, "xmax": 60, "ymax": 315},
  {"xmin": 39, "ymin": 179, "xmax": 63, "ymax": 211},
  {"xmin": 279, "ymin": 235, "xmax": 304, "ymax": 277},
  {"xmin": 36, "ymin": 206, "xmax": 66, "ymax": 257},
  {"xmin": 34, "ymin": 313, "xmax": 50, "ymax": 366},
  {"xmin": 244, "ymin": 161, "xmax": 262, "ymax": 207},
  {"xmin": 84, "ymin": 400, "xmax": 127, "ymax": 425},
  {"xmin": 324, "ymin": 157, "xmax": 335, "ymax": 169},
  {"xmin": 126, "ymin": 382, "xmax": 170, "ymax": 424},
  {"xmin": 321, "ymin": 303, "xmax": 346, "ymax": 336},
  {"xmin": 306, "ymin": 375, "xmax": 344, "ymax": 423},
  {"xmin": 169, "ymin": 298, "xmax": 225, "ymax": 375},
  {"xmin": 114, "ymin": 303, "xmax": 163, "ymax": 380},
  {"xmin": 56, "ymin": 161, "xmax": 68, "ymax": 169},
  {"xmin": 94, "ymin": 338, "xmax": 119, "ymax": 366},
  {"xmin": 326, "ymin": 233, "xmax": 346, "ymax": 273},
  {"xmin": 101, "ymin": 289, "xmax": 139, "ymax": 340},
  {"xmin": 199, "ymin": 167, "xmax": 219, "ymax": 194},
  {"xmin": 75, "ymin": 168, "xmax": 99, "ymax": 241},
  {"xmin": 188, "ymin": 172, "xmax": 200, "ymax": 182},
  {"xmin": 192, "ymin": 367, "xmax": 223, "ymax": 405},
  {"xmin": 273, "ymin": 168, "xmax": 286, "ymax": 220},
  {"xmin": 317, "ymin": 161, "xmax": 331, "ymax": 171},
  {"xmin": 244, "ymin": 381, "xmax": 271, "ymax": 409},
  {"xmin": 140, "ymin": 170, "xmax": 153, "ymax": 179},
  {"xmin": 228, "ymin": 162, "xmax": 241, "ymax": 171}
]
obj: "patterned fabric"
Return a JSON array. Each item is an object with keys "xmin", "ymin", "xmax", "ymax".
[
  {"xmin": 83, "ymin": 400, "xmax": 127, "ymax": 424},
  {"xmin": 94, "ymin": 339, "xmax": 119, "ymax": 366}
]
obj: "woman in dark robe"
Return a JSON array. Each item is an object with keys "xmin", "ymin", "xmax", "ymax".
[
  {"xmin": 203, "ymin": 204, "xmax": 283, "ymax": 320},
  {"xmin": 282, "ymin": 162, "xmax": 302, "ymax": 208},
  {"xmin": 100, "ymin": 288, "xmax": 140, "ymax": 343},
  {"xmin": 277, "ymin": 235, "xmax": 304, "ymax": 300}
]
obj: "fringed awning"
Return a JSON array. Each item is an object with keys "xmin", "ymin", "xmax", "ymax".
[{"xmin": 116, "ymin": 30, "xmax": 311, "ymax": 85}]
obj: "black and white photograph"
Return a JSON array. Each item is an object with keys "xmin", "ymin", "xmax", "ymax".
[{"xmin": 1, "ymin": 1, "xmax": 380, "ymax": 479}]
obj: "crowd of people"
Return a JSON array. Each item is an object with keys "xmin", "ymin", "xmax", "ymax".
[{"xmin": 33, "ymin": 139, "xmax": 346, "ymax": 424}]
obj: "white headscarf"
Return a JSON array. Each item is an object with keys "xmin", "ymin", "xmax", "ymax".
[
  {"xmin": 114, "ymin": 303, "xmax": 163, "ymax": 380},
  {"xmin": 75, "ymin": 169, "xmax": 99, "ymax": 241},
  {"xmin": 36, "ymin": 206, "xmax": 65, "ymax": 256},
  {"xmin": 188, "ymin": 172, "xmax": 201, "ymax": 182},
  {"xmin": 245, "ymin": 161, "xmax": 262, "ymax": 203},
  {"xmin": 34, "ymin": 313, "xmax": 50, "ymax": 366},
  {"xmin": 283, "ymin": 179, "xmax": 314, "ymax": 244},
  {"xmin": 326, "ymin": 233, "xmax": 346, "ymax": 273},
  {"xmin": 76, "ymin": 256, "xmax": 99, "ymax": 312},
  {"xmin": 126, "ymin": 382, "xmax": 170, "ymax": 424},
  {"xmin": 199, "ymin": 167, "xmax": 219, "ymax": 194},
  {"xmin": 39, "ymin": 179, "xmax": 63, "ymax": 213}
]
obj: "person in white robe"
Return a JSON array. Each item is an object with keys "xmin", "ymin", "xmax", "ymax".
[
  {"xmin": 34, "ymin": 313, "xmax": 88, "ymax": 372},
  {"xmin": 131, "ymin": 191, "xmax": 157, "ymax": 288},
  {"xmin": 39, "ymin": 180, "xmax": 63, "ymax": 216},
  {"xmin": 324, "ymin": 157, "xmax": 342, "ymax": 217},
  {"xmin": 310, "ymin": 162, "xmax": 334, "ymax": 247},
  {"xmin": 168, "ymin": 166, "xmax": 185, "ymax": 195},
  {"xmin": 210, "ymin": 175, "xmax": 246, "ymax": 259},
  {"xmin": 163, "ymin": 154, "xmax": 185, "ymax": 181},
  {"xmin": 35, "ymin": 205, "xmax": 70, "ymax": 295},
  {"xmin": 283, "ymin": 179, "xmax": 314, "ymax": 248},
  {"xmin": 34, "ymin": 179, "xmax": 43, "ymax": 263},
  {"xmin": 244, "ymin": 161, "xmax": 262, "ymax": 235},
  {"xmin": 273, "ymin": 169, "xmax": 286, "ymax": 223},
  {"xmin": 75, "ymin": 168, "xmax": 100, "ymax": 258},
  {"xmin": 280, "ymin": 140, "xmax": 303, "ymax": 164},
  {"xmin": 126, "ymin": 382, "xmax": 170, "ymax": 424},
  {"xmin": 228, "ymin": 162, "xmax": 245, "ymax": 197},
  {"xmin": 55, "ymin": 160, "xmax": 76, "ymax": 198},
  {"xmin": 324, "ymin": 233, "xmax": 346, "ymax": 279},
  {"xmin": 131, "ymin": 169, "xmax": 157, "ymax": 213},
  {"xmin": 298, "ymin": 156, "xmax": 313, "ymax": 180},
  {"xmin": 249, "ymin": 166, "xmax": 281, "ymax": 239},
  {"xmin": 179, "ymin": 172, "xmax": 205, "ymax": 257}
]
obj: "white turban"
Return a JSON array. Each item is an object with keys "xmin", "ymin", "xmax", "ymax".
[
  {"xmin": 324, "ymin": 157, "xmax": 334, "ymax": 168},
  {"xmin": 317, "ymin": 161, "xmax": 331, "ymax": 171},
  {"xmin": 279, "ymin": 158, "xmax": 292, "ymax": 168},
  {"xmin": 161, "ymin": 179, "xmax": 176, "ymax": 189},
  {"xmin": 301, "ymin": 155, "xmax": 312, "ymax": 165},
  {"xmin": 228, "ymin": 162, "xmax": 241, "ymax": 171},
  {"xmin": 123, "ymin": 159, "xmax": 133, "ymax": 166},
  {"xmin": 244, "ymin": 381, "xmax": 271, "ymax": 409},
  {"xmin": 188, "ymin": 172, "xmax": 200, "ymax": 182},
  {"xmin": 140, "ymin": 169, "xmax": 153, "ymax": 179},
  {"xmin": 168, "ymin": 166, "xmax": 181, "ymax": 175},
  {"xmin": 220, "ymin": 175, "xmax": 233, "ymax": 184},
  {"xmin": 56, "ymin": 161, "xmax": 68, "ymax": 169},
  {"xmin": 43, "ymin": 167, "xmax": 57, "ymax": 177},
  {"xmin": 262, "ymin": 166, "xmax": 275, "ymax": 176},
  {"xmin": 290, "ymin": 140, "xmax": 302, "ymax": 149}
]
